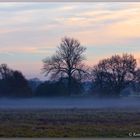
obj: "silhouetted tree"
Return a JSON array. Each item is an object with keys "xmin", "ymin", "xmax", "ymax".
[
  {"xmin": 28, "ymin": 78, "xmax": 42, "ymax": 93},
  {"xmin": 91, "ymin": 54, "xmax": 137, "ymax": 97},
  {"xmin": 7, "ymin": 71, "xmax": 32, "ymax": 97},
  {"xmin": 35, "ymin": 80, "xmax": 68, "ymax": 97},
  {"xmin": 35, "ymin": 77, "xmax": 83, "ymax": 97},
  {"xmin": 0, "ymin": 64, "xmax": 13, "ymax": 80},
  {"xmin": 43, "ymin": 37, "xmax": 87, "ymax": 95},
  {"xmin": 135, "ymin": 69, "xmax": 140, "ymax": 83},
  {"xmin": 0, "ymin": 64, "xmax": 32, "ymax": 97},
  {"xmin": 133, "ymin": 68, "xmax": 140, "ymax": 92},
  {"xmin": 59, "ymin": 77, "xmax": 83, "ymax": 95}
]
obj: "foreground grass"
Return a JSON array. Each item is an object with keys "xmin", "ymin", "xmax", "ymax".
[{"xmin": 0, "ymin": 108, "xmax": 140, "ymax": 137}]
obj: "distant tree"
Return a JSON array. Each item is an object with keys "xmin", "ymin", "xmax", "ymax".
[
  {"xmin": 7, "ymin": 71, "xmax": 32, "ymax": 97},
  {"xmin": 0, "ymin": 64, "xmax": 13, "ymax": 80},
  {"xmin": 28, "ymin": 78, "xmax": 42, "ymax": 93},
  {"xmin": 0, "ymin": 64, "xmax": 32, "ymax": 97},
  {"xmin": 59, "ymin": 77, "xmax": 83, "ymax": 95},
  {"xmin": 0, "ymin": 64, "xmax": 14, "ymax": 95},
  {"xmin": 43, "ymin": 37, "xmax": 87, "ymax": 94},
  {"xmin": 134, "ymin": 69, "xmax": 140, "ymax": 83},
  {"xmin": 35, "ymin": 77, "xmax": 83, "ymax": 97},
  {"xmin": 91, "ymin": 54, "xmax": 137, "ymax": 97},
  {"xmin": 133, "ymin": 68, "xmax": 140, "ymax": 92},
  {"xmin": 35, "ymin": 80, "xmax": 68, "ymax": 97}
]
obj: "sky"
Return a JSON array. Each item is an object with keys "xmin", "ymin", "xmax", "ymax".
[{"xmin": 0, "ymin": 2, "xmax": 140, "ymax": 80}]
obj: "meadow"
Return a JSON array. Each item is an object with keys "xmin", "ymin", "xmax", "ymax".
[{"xmin": 0, "ymin": 108, "xmax": 140, "ymax": 137}]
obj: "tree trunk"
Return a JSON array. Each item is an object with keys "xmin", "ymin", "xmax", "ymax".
[{"xmin": 68, "ymin": 72, "xmax": 72, "ymax": 95}]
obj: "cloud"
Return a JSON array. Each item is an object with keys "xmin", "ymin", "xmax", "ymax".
[{"xmin": 0, "ymin": 2, "xmax": 140, "ymax": 79}]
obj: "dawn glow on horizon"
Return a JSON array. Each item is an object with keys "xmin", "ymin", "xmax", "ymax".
[{"xmin": 0, "ymin": 2, "xmax": 140, "ymax": 80}]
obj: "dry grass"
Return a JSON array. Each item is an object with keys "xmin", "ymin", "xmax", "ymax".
[{"xmin": 0, "ymin": 108, "xmax": 140, "ymax": 137}]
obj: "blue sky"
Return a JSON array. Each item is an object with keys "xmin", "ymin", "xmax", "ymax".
[{"xmin": 0, "ymin": 2, "xmax": 140, "ymax": 80}]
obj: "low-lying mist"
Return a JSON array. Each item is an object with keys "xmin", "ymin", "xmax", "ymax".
[{"xmin": 0, "ymin": 97, "xmax": 140, "ymax": 109}]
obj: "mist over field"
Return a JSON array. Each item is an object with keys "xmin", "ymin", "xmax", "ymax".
[
  {"xmin": 0, "ymin": 97, "xmax": 140, "ymax": 109},
  {"xmin": 0, "ymin": 3, "xmax": 140, "ymax": 137}
]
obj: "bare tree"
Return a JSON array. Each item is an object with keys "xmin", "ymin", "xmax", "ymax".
[
  {"xmin": 133, "ymin": 68, "xmax": 140, "ymax": 92},
  {"xmin": 0, "ymin": 64, "xmax": 32, "ymax": 97},
  {"xmin": 42, "ymin": 37, "xmax": 87, "ymax": 94},
  {"xmin": 0, "ymin": 64, "xmax": 13, "ymax": 80},
  {"xmin": 135, "ymin": 69, "xmax": 140, "ymax": 83},
  {"xmin": 91, "ymin": 54, "xmax": 137, "ymax": 96}
]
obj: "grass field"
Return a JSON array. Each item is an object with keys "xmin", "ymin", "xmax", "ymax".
[{"xmin": 0, "ymin": 108, "xmax": 140, "ymax": 137}]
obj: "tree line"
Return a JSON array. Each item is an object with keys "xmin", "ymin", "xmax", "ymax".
[{"xmin": 0, "ymin": 37, "xmax": 140, "ymax": 98}]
